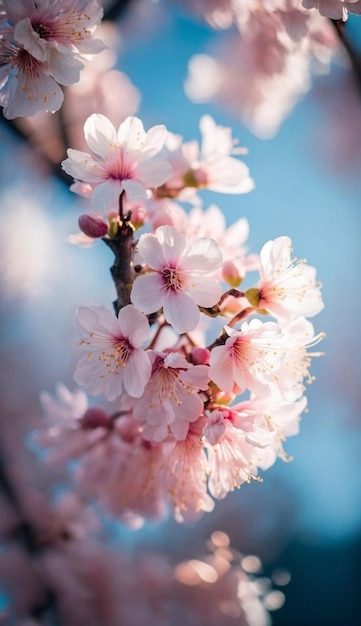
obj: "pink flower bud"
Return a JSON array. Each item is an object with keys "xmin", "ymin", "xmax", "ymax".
[
  {"xmin": 222, "ymin": 260, "xmax": 243, "ymax": 287},
  {"xmin": 81, "ymin": 407, "xmax": 112, "ymax": 429},
  {"xmin": 78, "ymin": 214, "xmax": 108, "ymax": 238},
  {"xmin": 191, "ymin": 347, "xmax": 211, "ymax": 365}
]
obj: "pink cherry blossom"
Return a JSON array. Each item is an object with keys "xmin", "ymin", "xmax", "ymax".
[
  {"xmin": 209, "ymin": 319, "xmax": 284, "ymax": 394},
  {"xmin": 254, "ymin": 235, "xmax": 324, "ymax": 320},
  {"xmin": 131, "ymin": 225, "xmax": 223, "ymax": 333},
  {"xmin": 0, "ymin": 0, "xmax": 105, "ymax": 118},
  {"xmin": 38, "ymin": 384, "xmax": 114, "ymax": 463},
  {"xmin": 132, "ymin": 351, "xmax": 210, "ymax": 442},
  {"xmin": 79, "ymin": 418, "xmax": 168, "ymax": 523},
  {"xmin": 62, "ymin": 114, "xmax": 173, "ymax": 211},
  {"xmin": 0, "ymin": 32, "xmax": 64, "ymax": 119},
  {"xmin": 203, "ymin": 409, "xmax": 261, "ymax": 499},
  {"xmin": 157, "ymin": 115, "xmax": 254, "ymax": 197},
  {"xmin": 74, "ymin": 304, "xmax": 151, "ymax": 400},
  {"xmin": 164, "ymin": 424, "xmax": 214, "ymax": 522},
  {"xmin": 3, "ymin": 0, "xmax": 104, "ymax": 58}
]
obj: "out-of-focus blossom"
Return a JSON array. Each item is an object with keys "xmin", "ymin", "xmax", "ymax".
[
  {"xmin": 302, "ymin": 0, "xmax": 361, "ymax": 19},
  {"xmin": 131, "ymin": 225, "xmax": 223, "ymax": 333},
  {"xmin": 0, "ymin": 0, "xmax": 105, "ymax": 118},
  {"xmin": 74, "ymin": 304, "xmax": 151, "ymax": 400},
  {"xmin": 62, "ymin": 114, "xmax": 172, "ymax": 211},
  {"xmin": 156, "ymin": 115, "xmax": 254, "ymax": 198},
  {"xmin": 185, "ymin": 4, "xmax": 338, "ymax": 138}
]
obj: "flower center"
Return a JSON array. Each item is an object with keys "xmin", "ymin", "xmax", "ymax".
[
  {"xmin": 97, "ymin": 338, "xmax": 133, "ymax": 375},
  {"xmin": 162, "ymin": 267, "xmax": 186, "ymax": 292}
]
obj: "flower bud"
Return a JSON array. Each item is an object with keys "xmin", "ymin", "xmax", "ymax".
[
  {"xmin": 222, "ymin": 260, "xmax": 243, "ymax": 287},
  {"xmin": 191, "ymin": 347, "xmax": 211, "ymax": 365},
  {"xmin": 81, "ymin": 407, "xmax": 112, "ymax": 429},
  {"xmin": 78, "ymin": 214, "xmax": 108, "ymax": 238}
]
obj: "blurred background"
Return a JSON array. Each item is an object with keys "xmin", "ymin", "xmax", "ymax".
[{"xmin": 1, "ymin": 1, "xmax": 361, "ymax": 624}]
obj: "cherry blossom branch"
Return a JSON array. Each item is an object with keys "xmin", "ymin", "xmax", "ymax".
[
  {"xmin": 331, "ymin": 19, "xmax": 361, "ymax": 92},
  {"xmin": 102, "ymin": 197, "xmax": 136, "ymax": 314}
]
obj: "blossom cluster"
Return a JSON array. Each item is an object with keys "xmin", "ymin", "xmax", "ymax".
[
  {"xmin": 0, "ymin": 0, "xmax": 104, "ymax": 119},
  {"xmin": 38, "ymin": 112, "xmax": 324, "ymax": 525},
  {"xmin": 183, "ymin": 0, "xmax": 340, "ymax": 137}
]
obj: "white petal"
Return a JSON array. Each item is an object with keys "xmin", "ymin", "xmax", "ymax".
[
  {"xmin": 156, "ymin": 225, "xmax": 187, "ymax": 265},
  {"xmin": 136, "ymin": 232, "xmax": 165, "ymax": 270},
  {"xmin": 117, "ymin": 116, "xmax": 146, "ymax": 152},
  {"xmin": 121, "ymin": 178, "xmax": 148, "ymax": 201},
  {"xmin": 91, "ymin": 179, "xmax": 123, "ymax": 212},
  {"xmin": 163, "ymin": 291, "xmax": 199, "ymax": 333},
  {"xmin": 131, "ymin": 273, "xmax": 165, "ymax": 314},
  {"xmin": 137, "ymin": 158, "xmax": 173, "ymax": 188},
  {"xmin": 84, "ymin": 114, "xmax": 117, "ymax": 158},
  {"xmin": 62, "ymin": 149, "xmax": 104, "ymax": 183},
  {"xmin": 187, "ymin": 275, "xmax": 222, "ymax": 307},
  {"xmin": 183, "ymin": 237, "xmax": 222, "ymax": 273},
  {"xmin": 48, "ymin": 47, "xmax": 84, "ymax": 86},
  {"xmin": 141, "ymin": 124, "xmax": 168, "ymax": 157}
]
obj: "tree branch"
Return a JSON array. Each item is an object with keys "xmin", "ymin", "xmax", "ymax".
[{"xmin": 331, "ymin": 19, "xmax": 361, "ymax": 93}]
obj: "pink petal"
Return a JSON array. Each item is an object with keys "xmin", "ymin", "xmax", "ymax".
[
  {"xmin": 123, "ymin": 350, "xmax": 151, "ymax": 397},
  {"xmin": 209, "ymin": 345, "xmax": 235, "ymax": 391},
  {"xmin": 117, "ymin": 305, "xmax": 150, "ymax": 346},
  {"xmin": 163, "ymin": 291, "xmax": 199, "ymax": 333}
]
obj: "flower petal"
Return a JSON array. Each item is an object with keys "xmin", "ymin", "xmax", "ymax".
[
  {"xmin": 137, "ymin": 158, "xmax": 173, "ymax": 188},
  {"xmin": 131, "ymin": 273, "xmax": 165, "ymax": 314},
  {"xmin": 84, "ymin": 114, "xmax": 117, "ymax": 158},
  {"xmin": 163, "ymin": 291, "xmax": 199, "ymax": 333},
  {"xmin": 117, "ymin": 116, "xmax": 145, "ymax": 152},
  {"xmin": 117, "ymin": 304, "xmax": 150, "ymax": 346},
  {"xmin": 91, "ymin": 179, "xmax": 123, "ymax": 212},
  {"xmin": 123, "ymin": 350, "xmax": 151, "ymax": 397}
]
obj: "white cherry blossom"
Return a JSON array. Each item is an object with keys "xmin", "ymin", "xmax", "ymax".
[
  {"xmin": 253, "ymin": 235, "xmax": 324, "ymax": 320},
  {"xmin": 131, "ymin": 225, "xmax": 223, "ymax": 333},
  {"xmin": 158, "ymin": 115, "xmax": 254, "ymax": 197},
  {"xmin": 62, "ymin": 114, "xmax": 173, "ymax": 211}
]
